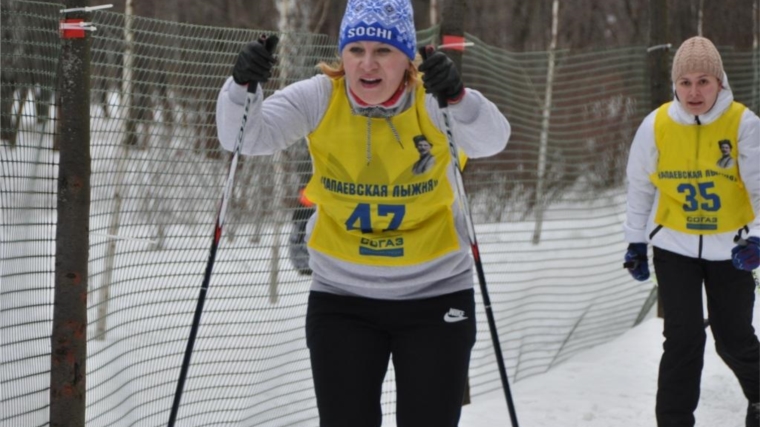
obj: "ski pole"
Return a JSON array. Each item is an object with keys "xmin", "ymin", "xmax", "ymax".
[
  {"xmin": 420, "ymin": 45, "xmax": 519, "ymax": 427},
  {"xmin": 167, "ymin": 35, "xmax": 277, "ymax": 427}
]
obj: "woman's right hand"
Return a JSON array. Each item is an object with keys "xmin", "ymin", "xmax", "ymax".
[{"xmin": 623, "ymin": 243, "xmax": 650, "ymax": 281}]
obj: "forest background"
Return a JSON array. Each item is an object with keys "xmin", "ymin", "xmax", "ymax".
[{"xmin": 96, "ymin": 0, "xmax": 759, "ymax": 52}]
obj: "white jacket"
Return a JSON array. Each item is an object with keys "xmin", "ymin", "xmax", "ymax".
[{"xmin": 624, "ymin": 74, "xmax": 760, "ymax": 260}]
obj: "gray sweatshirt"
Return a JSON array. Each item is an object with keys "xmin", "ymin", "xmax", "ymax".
[{"xmin": 216, "ymin": 75, "xmax": 511, "ymax": 300}]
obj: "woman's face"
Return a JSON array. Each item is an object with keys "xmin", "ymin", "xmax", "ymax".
[
  {"xmin": 342, "ymin": 41, "xmax": 409, "ymax": 105},
  {"xmin": 675, "ymin": 72, "xmax": 722, "ymax": 116}
]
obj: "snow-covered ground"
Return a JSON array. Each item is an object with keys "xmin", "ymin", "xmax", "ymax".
[
  {"xmin": 3, "ymin": 103, "xmax": 753, "ymax": 426},
  {"xmin": 461, "ymin": 296, "xmax": 758, "ymax": 427}
]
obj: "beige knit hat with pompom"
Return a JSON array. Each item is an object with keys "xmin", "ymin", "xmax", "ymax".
[{"xmin": 671, "ymin": 36, "xmax": 724, "ymax": 82}]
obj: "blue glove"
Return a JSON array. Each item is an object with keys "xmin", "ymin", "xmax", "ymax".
[
  {"xmin": 731, "ymin": 236, "xmax": 760, "ymax": 271},
  {"xmin": 623, "ymin": 243, "xmax": 650, "ymax": 281}
]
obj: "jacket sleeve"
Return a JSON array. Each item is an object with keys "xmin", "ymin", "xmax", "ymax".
[
  {"xmin": 624, "ymin": 110, "xmax": 659, "ymax": 244},
  {"xmin": 215, "ymin": 75, "xmax": 331, "ymax": 155},
  {"xmin": 424, "ymin": 89, "xmax": 510, "ymax": 159},
  {"xmin": 738, "ymin": 109, "xmax": 760, "ymax": 239}
]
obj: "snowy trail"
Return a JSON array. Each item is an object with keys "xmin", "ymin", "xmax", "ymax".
[{"xmin": 461, "ymin": 299, "xmax": 757, "ymax": 427}]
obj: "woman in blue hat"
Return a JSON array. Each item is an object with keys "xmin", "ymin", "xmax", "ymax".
[{"xmin": 217, "ymin": 1, "xmax": 510, "ymax": 425}]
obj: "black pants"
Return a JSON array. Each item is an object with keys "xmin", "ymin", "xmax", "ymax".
[
  {"xmin": 653, "ymin": 247, "xmax": 760, "ymax": 427},
  {"xmin": 305, "ymin": 289, "xmax": 477, "ymax": 427}
]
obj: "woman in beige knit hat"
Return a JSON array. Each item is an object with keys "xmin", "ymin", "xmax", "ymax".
[
  {"xmin": 671, "ymin": 36, "xmax": 726, "ymax": 115},
  {"xmin": 623, "ymin": 36, "xmax": 760, "ymax": 427}
]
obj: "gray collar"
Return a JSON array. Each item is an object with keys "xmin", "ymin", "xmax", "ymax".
[{"xmin": 344, "ymin": 82, "xmax": 412, "ymax": 164}]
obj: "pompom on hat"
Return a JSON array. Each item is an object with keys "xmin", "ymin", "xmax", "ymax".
[
  {"xmin": 338, "ymin": 0, "xmax": 417, "ymax": 60},
  {"xmin": 671, "ymin": 36, "xmax": 724, "ymax": 82}
]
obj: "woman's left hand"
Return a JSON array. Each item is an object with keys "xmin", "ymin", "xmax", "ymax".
[{"xmin": 418, "ymin": 50, "xmax": 465, "ymax": 104}]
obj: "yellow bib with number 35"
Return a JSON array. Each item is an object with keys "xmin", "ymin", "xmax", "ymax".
[
  {"xmin": 303, "ymin": 78, "xmax": 463, "ymax": 266},
  {"xmin": 651, "ymin": 102, "xmax": 754, "ymax": 234}
]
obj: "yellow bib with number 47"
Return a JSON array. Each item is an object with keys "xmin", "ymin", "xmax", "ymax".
[{"xmin": 304, "ymin": 78, "xmax": 463, "ymax": 266}]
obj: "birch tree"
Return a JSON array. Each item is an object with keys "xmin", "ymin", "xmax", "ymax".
[
  {"xmin": 265, "ymin": 0, "xmax": 314, "ymax": 302},
  {"xmin": 532, "ymin": 0, "xmax": 560, "ymax": 244}
]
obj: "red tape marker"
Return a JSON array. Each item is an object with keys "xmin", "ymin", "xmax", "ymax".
[
  {"xmin": 441, "ymin": 35, "xmax": 467, "ymax": 51},
  {"xmin": 60, "ymin": 19, "xmax": 85, "ymax": 39}
]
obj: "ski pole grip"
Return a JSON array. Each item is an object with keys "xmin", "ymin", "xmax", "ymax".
[
  {"xmin": 247, "ymin": 36, "xmax": 260, "ymax": 96},
  {"xmin": 418, "ymin": 45, "xmax": 431, "ymax": 61},
  {"xmin": 418, "ymin": 45, "xmax": 448, "ymax": 109},
  {"xmin": 246, "ymin": 34, "xmax": 279, "ymax": 94},
  {"xmin": 734, "ymin": 236, "xmax": 749, "ymax": 246},
  {"xmin": 246, "ymin": 35, "xmax": 269, "ymax": 94}
]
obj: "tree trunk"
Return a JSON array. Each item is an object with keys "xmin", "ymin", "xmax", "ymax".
[
  {"xmin": 532, "ymin": 0, "xmax": 560, "ymax": 245},
  {"xmin": 271, "ymin": 0, "xmax": 313, "ymax": 303}
]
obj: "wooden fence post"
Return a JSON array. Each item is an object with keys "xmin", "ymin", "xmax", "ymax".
[
  {"xmin": 51, "ymin": 0, "xmax": 91, "ymax": 425},
  {"xmin": 649, "ymin": 0, "xmax": 669, "ymax": 319}
]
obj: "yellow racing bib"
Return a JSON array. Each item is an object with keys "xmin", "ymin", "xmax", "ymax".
[
  {"xmin": 651, "ymin": 102, "xmax": 754, "ymax": 233},
  {"xmin": 304, "ymin": 78, "xmax": 462, "ymax": 266}
]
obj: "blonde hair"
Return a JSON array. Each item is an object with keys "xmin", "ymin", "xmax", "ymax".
[{"xmin": 316, "ymin": 52, "xmax": 422, "ymax": 90}]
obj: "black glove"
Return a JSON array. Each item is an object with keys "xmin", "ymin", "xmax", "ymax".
[
  {"xmin": 232, "ymin": 35, "xmax": 279, "ymax": 93},
  {"xmin": 418, "ymin": 48, "xmax": 465, "ymax": 104},
  {"xmin": 623, "ymin": 243, "xmax": 650, "ymax": 281}
]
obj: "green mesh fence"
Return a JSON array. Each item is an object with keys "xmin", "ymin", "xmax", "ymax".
[{"xmin": 3, "ymin": 0, "xmax": 760, "ymax": 426}]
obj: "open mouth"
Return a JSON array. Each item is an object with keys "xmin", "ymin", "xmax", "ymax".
[{"xmin": 360, "ymin": 78, "xmax": 381, "ymax": 88}]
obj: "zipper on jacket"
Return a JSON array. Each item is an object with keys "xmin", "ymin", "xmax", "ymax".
[
  {"xmin": 698, "ymin": 235, "xmax": 703, "ymax": 258},
  {"xmin": 695, "ymin": 115, "xmax": 702, "ymax": 259},
  {"xmin": 694, "ymin": 115, "xmax": 701, "ymax": 157}
]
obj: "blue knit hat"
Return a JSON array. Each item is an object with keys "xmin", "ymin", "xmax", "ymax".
[{"xmin": 338, "ymin": 0, "xmax": 417, "ymax": 60}]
